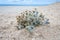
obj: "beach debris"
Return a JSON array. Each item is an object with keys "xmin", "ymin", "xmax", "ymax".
[{"xmin": 16, "ymin": 8, "xmax": 50, "ymax": 32}]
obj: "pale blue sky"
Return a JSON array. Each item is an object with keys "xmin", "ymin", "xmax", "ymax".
[{"xmin": 0, "ymin": 0, "xmax": 59, "ymax": 5}]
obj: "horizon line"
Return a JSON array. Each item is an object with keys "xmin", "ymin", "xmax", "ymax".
[{"xmin": 0, "ymin": 3, "xmax": 56, "ymax": 6}]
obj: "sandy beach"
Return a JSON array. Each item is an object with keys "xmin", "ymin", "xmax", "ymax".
[{"xmin": 0, "ymin": 2, "xmax": 60, "ymax": 40}]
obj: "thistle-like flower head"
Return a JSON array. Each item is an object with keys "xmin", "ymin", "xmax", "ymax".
[{"xmin": 16, "ymin": 8, "xmax": 50, "ymax": 32}]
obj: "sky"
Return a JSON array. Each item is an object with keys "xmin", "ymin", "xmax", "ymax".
[{"xmin": 0, "ymin": 0, "xmax": 59, "ymax": 6}]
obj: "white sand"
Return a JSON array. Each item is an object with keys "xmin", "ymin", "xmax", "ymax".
[{"xmin": 0, "ymin": 3, "xmax": 60, "ymax": 40}]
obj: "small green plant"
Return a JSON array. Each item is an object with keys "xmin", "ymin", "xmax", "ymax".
[{"xmin": 16, "ymin": 8, "xmax": 50, "ymax": 32}]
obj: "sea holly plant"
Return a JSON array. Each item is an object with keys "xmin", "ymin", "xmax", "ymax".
[{"xmin": 16, "ymin": 8, "xmax": 50, "ymax": 32}]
